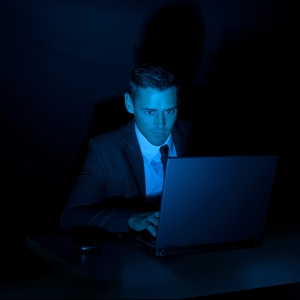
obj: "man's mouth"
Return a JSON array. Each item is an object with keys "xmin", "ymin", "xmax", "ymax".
[{"xmin": 152, "ymin": 131, "xmax": 165, "ymax": 136}]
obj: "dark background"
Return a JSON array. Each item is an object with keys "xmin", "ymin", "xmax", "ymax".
[{"xmin": 0, "ymin": 0, "xmax": 298, "ymax": 286}]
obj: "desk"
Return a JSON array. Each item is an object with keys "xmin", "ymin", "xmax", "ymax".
[{"xmin": 24, "ymin": 212, "xmax": 300, "ymax": 299}]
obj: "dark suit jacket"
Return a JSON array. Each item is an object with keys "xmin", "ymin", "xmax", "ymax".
[{"xmin": 60, "ymin": 119, "xmax": 194, "ymax": 233}]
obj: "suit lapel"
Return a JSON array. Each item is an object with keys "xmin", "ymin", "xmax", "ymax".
[
  {"xmin": 121, "ymin": 120, "xmax": 146, "ymax": 198},
  {"xmin": 120, "ymin": 119, "xmax": 190, "ymax": 198}
]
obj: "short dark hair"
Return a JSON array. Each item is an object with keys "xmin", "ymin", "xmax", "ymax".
[{"xmin": 129, "ymin": 62, "xmax": 180, "ymax": 101}]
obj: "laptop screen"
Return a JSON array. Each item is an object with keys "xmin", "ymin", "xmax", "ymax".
[{"xmin": 156, "ymin": 155, "xmax": 278, "ymax": 250}]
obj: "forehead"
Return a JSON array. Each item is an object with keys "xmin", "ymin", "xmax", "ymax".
[{"xmin": 134, "ymin": 87, "xmax": 178, "ymax": 108}]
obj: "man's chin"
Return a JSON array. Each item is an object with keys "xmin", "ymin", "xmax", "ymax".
[{"xmin": 148, "ymin": 135, "xmax": 168, "ymax": 146}]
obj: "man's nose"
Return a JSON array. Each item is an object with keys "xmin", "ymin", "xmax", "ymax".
[{"xmin": 155, "ymin": 113, "xmax": 166, "ymax": 128}]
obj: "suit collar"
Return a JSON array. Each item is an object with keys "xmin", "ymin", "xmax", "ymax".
[
  {"xmin": 173, "ymin": 123, "xmax": 189, "ymax": 157},
  {"xmin": 121, "ymin": 119, "xmax": 188, "ymax": 151}
]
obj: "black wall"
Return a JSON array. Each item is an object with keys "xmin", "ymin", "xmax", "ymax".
[{"xmin": 0, "ymin": 0, "xmax": 298, "ymax": 240}]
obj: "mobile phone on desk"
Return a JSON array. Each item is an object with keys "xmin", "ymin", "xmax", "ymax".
[{"xmin": 70, "ymin": 237, "xmax": 102, "ymax": 253}]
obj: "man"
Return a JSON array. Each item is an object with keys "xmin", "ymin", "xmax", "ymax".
[{"xmin": 60, "ymin": 62, "xmax": 193, "ymax": 237}]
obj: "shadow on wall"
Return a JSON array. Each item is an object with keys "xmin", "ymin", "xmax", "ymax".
[{"xmin": 59, "ymin": 3, "xmax": 205, "ymax": 202}]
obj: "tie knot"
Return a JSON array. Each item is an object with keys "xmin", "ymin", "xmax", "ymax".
[{"xmin": 160, "ymin": 145, "xmax": 169, "ymax": 166}]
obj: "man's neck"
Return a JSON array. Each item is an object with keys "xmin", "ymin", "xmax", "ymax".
[{"xmin": 134, "ymin": 123, "xmax": 174, "ymax": 162}]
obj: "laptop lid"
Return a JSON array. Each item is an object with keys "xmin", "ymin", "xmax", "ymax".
[{"xmin": 155, "ymin": 155, "xmax": 278, "ymax": 255}]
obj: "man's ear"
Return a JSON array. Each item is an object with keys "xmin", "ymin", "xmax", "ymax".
[{"xmin": 124, "ymin": 93, "xmax": 134, "ymax": 114}]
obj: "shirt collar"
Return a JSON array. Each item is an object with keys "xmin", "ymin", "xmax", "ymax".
[{"xmin": 135, "ymin": 123, "xmax": 175, "ymax": 162}]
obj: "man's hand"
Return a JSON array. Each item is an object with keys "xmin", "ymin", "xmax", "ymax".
[{"xmin": 128, "ymin": 211, "xmax": 159, "ymax": 237}]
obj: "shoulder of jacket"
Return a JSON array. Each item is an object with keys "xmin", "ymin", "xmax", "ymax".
[
  {"xmin": 89, "ymin": 126, "xmax": 126, "ymax": 151},
  {"xmin": 175, "ymin": 120, "xmax": 194, "ymax": 139}
]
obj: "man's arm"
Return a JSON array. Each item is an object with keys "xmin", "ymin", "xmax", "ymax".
[{"xmin": 60, "ymin": 137, "xmax": 141, "ymax": 233}]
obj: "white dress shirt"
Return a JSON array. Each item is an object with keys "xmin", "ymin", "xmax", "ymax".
[{"xmin": 135, "ymin": 123, "xmax": 177, "ymax": 197}]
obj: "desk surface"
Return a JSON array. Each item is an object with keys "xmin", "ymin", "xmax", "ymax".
[{"xmin": 25, "ymin": 220, "xmax": 300, "ymax": 299}]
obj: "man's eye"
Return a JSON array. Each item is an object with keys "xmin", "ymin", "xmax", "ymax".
[
  {"xmin": 146, "ymin": 110, "xmax": 154, "ymax": 115},
  {"xmin": 165, "ymin": 109, "xmax": 174, "ymax": 114}
]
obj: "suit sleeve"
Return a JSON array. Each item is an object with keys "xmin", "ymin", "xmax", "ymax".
[{"xmin": 60, "ymin": 137, "xmax": 140, "ymax": 233}]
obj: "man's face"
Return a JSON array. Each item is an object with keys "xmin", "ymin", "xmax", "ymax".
[{"xmin": 125, "ymin": 87, "xmax": 178, "ymax": 146}]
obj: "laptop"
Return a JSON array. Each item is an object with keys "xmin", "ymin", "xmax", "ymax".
[{"xmin": 131, "ymin": 155, "xmax": 278, "ymax": 256}]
